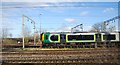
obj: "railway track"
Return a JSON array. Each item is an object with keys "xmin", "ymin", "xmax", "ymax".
[
  {"xmin": 1, "ymin": 48, "xmax": 120, "ymax": 65},
  {"xmin": 2, "ymin": 44, "xmax": 40, "ymax": 48}
]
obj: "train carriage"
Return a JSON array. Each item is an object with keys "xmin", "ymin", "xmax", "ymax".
[{"xmin": 41, "ymin": 32, "xmax": 120, "ymax": 48}]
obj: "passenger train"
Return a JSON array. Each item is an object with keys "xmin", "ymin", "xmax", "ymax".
[{"xmin": 40, "ymin": 32, "xmax": 120, "ymax": 48}]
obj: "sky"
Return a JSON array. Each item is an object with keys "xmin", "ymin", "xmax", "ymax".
[{"xmin": 0, "ymin": 0, "xmax": 120, "ymax": 38}]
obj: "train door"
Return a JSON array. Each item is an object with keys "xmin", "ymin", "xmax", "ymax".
[{"xmin": 60, "ymin": 34, "xmax": 66, "ymax": 43}]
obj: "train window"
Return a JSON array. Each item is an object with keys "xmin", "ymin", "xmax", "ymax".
[
  {"xmin": 81, "ymin": 35, "xmax": 94, "ymax": 40},
  {"xmin": 103, "ymin": 35, "xmax": 116, "ymax": 40},
  {"xmin": 50, "ymin": 35, "xmax": 58, "ymax": 41},
  {"xmin": 68, "ymin": 35, "xmax": 94, "ymax": 41}
]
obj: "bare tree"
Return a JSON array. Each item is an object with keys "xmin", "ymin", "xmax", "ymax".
[
  {"xmin": 24, "ymin": 26, "xmax": 31, "ymax": 37},
  {"xmin": 1, "ymin": 27, "xmax": 12, "ymax": 44},
  {"xmin": 91, "ymin": 21, "xmax": 115, "ymax": 32},
  {"xmin": 91, "ymin": 23, "xmax": 101, "ymax": 32},
  {"xmin": 23, "ymin": 26, "xmax": 32, "ymax": 43},
  {"xmin": 9, "ymin": 33, "xmax": 12, "ymax": 38},
  {"xmin": 0, "ymin": 28, "xmax": 2, "ymax": 38},
  {"xmin": 91, "ymin": 22, "xmax": 108, "ymax": 32},
  {"xmin": 2, "ymin": 27, "xmax": 9, "ymax": 38}
]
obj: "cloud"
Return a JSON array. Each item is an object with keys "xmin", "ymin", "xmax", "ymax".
[
  {"xmin": 47, "ymin": 26, "xmax": 71, "ymax": 32},
  {"xmin": 65, "ymin": 18, "xmax": 76, "ymax": 23},
  {"xmin": 103, "ymin": 8, "xmax": 115, "ymax": 13},
  {"xmin": 2, "ymin": 19, "xmax": 19, "ymax": 29},
  {"xmin": 80, "ymin": 11, "xmax": 89, "ymax": 16},
  {"xmin": 57, "ymin": 26, "xmax": 71, "ymax": 32},
  {"xmin": 25, "ymin": 3, "xmax": 50, "ymax": 7},
  {"xmin": 84, "ymin": 26, "xmax": 92, "ymax": 31},
  {"xmin": 56, "ymin": 25, "xmax": 92, "ymax": 32},
  {"xmin": 2, "ymin": 0, "xmax": 120, "ymax": 2}
]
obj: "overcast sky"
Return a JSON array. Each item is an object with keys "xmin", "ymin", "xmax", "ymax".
[{"xmin": 1, "ymin": 0, "xmax": 120, "ymax": 38}]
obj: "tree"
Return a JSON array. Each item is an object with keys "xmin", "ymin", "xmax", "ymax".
[
  {"xmin": 91, "ymin": 22, "xmax": 107, "ymax": 32},
  {"xmin": 24, "ymin": 26, "xmax": 32, "ymax": 43},
  {"xmin": 24, "ymin": 26, "xmax": 31, "ymax": 37},
  {"xmin": 92, "ymin": 23, "xmax": 101, "ymax": 32},
  {"xmin": 1, "ymin": 27, "xmax": 12, "ymax": 44},
  {"xmin": 91, "ymin": 21, "xmax": 115, "ymax": 32},
  {"xmin": 1, "ymin": 27, "xmax": 9, "ymax": 38},
  {"xmin": 9, "ymin": 33, "xmax": 12, "ymax": 38}
]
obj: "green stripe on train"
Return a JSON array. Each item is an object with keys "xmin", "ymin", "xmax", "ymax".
[{"xmin": 43, "ymin": 33, "xmax": 50, "ymax": 43}]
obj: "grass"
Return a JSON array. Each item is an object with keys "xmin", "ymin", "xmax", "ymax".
[{"xmin": 22, "ymin": 47, "xmax": 106, "ymax": 51}]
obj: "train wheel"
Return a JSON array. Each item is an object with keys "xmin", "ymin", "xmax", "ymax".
[
  {"xmin": 59, "ymin": 44, "xmax": 63, "ymax": 48},
  {"xmin": 56, "ymin": 44, "xmax": 59, "ymax": 48}
]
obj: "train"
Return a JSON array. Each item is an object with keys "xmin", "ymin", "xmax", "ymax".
[{"xmin": 40, "ymin": 32, "xmax": 120, "ymax": 48}]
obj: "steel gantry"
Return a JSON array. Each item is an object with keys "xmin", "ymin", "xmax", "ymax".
[
  {"xmin": 103, "ymin": 16, "xmax": 120, "ymax": 32},
  {"xmin": 71, "ymin": 24, "xmax": 83, "ymax": 32},
  {"xmin": 22, "ymin": 15, "xmax": 36, "ymax": 48}
]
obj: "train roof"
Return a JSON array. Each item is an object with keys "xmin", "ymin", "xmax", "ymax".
[{"xmin": 41, "ymin": 31, "xmax": 120, "ymax": 34}]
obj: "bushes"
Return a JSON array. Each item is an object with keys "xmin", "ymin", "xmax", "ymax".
[{"xmin": 3, "ymin": 39, "xmax": 17, "ymax": 44}]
